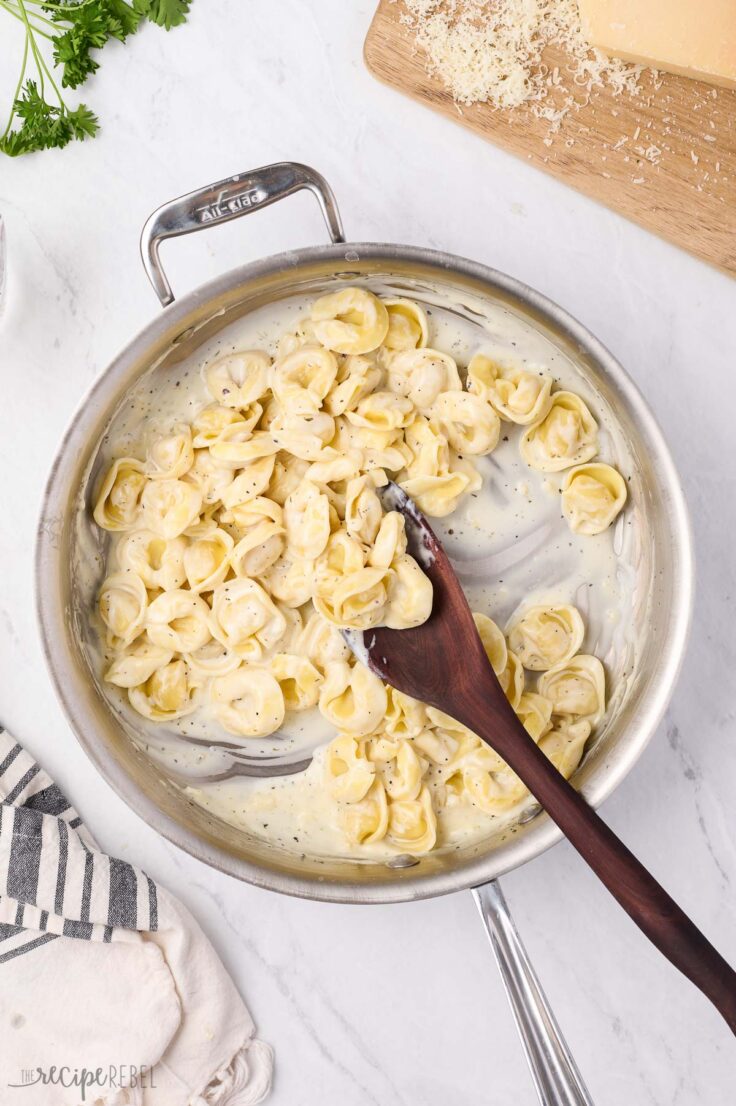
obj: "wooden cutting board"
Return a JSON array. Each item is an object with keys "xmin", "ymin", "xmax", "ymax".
[{"xmin": 365, "ymin": 2, "xmax": 736, "ymax": 276}]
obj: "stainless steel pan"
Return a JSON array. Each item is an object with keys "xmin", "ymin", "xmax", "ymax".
[{"xmin": 36, "ymin": 162, "xmax": 693, "ymax": 1103}]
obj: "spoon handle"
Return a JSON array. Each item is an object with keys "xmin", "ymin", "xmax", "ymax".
[
  {"xmin": 461, "ymin": 690, "xmax": 736, "ymax": 1035},
  {"xmin": 473, "ymin": 880, "xmax": 595, "ymax": 1106}
]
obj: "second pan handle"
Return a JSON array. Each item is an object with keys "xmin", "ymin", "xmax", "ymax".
[
  {"xmin": 473, "ymin": 880, "xmax": 594, "ymax": 1106},
  {"xmin": 140, "ymin": 161, "xmax": 345, "ymax": 306}
]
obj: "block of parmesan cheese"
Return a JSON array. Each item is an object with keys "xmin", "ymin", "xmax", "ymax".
[{"xmin": 577, "ymin": 0, "xmax": 736, "ymax": 90}]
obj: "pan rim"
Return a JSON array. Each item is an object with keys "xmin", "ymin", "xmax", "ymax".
[{"xmin": 35, "ymin": 240, "xmax": 694, "ymax": 903}]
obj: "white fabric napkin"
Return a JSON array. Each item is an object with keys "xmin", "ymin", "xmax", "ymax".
[{"xmin": 0, "ymin": 729, "xmax": 273, "ymax": 1106}]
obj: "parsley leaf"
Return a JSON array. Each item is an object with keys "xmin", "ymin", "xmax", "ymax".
[
  {"xmin": 1, "ymin": 0, "xmax": 191, "ymax": 156},
  {"xmin": 0, "ymin": 79, "xmax": 99, "ymax": 156},
  {"xmin": 133, "ymin": 0, "xmax": 191, "ymax": 30},
  {"xmin": 52, "ymin": 6, "xmax": 110, "ymax": 89},
  {"xmin": 68, "ymin": 101, "xmax": 100, "ymax": 139}
]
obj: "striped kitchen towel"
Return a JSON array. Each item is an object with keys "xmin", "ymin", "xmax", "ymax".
[{"xmin": 0, "ymin": 730, "xmax": 273, "ymax": 1106}]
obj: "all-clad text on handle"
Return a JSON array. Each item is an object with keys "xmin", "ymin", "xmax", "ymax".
[{"xmin": 140, "ymin": 161, "xmax": 345, "ymax": 306}]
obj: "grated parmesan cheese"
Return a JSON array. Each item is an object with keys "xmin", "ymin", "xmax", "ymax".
[{"xmin": 396, "ymin": 0, "xmax": 646, "ymax": 129}]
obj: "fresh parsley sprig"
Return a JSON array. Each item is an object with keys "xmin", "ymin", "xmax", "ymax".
[{"xmin": 0, "ymin": 0, "xmax": 191, "ymax": 156}]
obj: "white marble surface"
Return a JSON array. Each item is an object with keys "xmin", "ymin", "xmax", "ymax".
[{"xmin": 1, "ymin": 3, "xmax": 735, "ymax": 1102}]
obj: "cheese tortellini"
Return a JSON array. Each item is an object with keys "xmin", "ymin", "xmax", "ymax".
[
  {"xmin": 561, "ymin": 463, "xmax": 627, "ymax": 536},
  {"xmin": 94, "ymin": 287, "xmax": 620, "ymax": 861},
  {"xmin": 387, "ymin": 347, "xmax": 461, "ymax": 410},
  {"xmin": 507, "ymin": 605, "xmax": 585, "ymax": 671},
  {"xmin": 147, "ymin": 590, "xmax": 211, "ymax": 653},
  {"xmin": 98, "ymin": 572, "xmax": 148, "ymax": 647},
  {"xmin": 93, "ymin": 458, "xmax": 146, "ymax": 532},
  {"xmin": 468, "ymin": 355, "xmax": 553, "ymax": 426},
  {"xmin": 128, "ymin": 659, "xmax": 199, "ymax": 721},
  {"xmin": 141, "ymin": 479, "xmax": 203, "ymax": 540},
  {"xmin": 146, "ymin": 426, "xmax": 194, "ymax": 481},
  {"xmin": 383, "ymin": 298, "xmax": 428, "ymax": 351},
  {"xmin": 183, "ymin": 529, "xmax": 233, "ymax": 592},
  {"xmin": 105, "ymin": 639, "xmax": 173, "ymax": 688},
  {"xmin": 117, "ymin": 530, "xmax": 186, "ymax": 591},
  {"xmin": 203, "ymin": 351, "xmax": 270, "ymax": 409},
  {"xmin": 284, "ymin": 481, "xmax": 330, "ymax": 560},
  {"xmin": 432, "ymin": 391, "xmax": 501, "ymax": 455},
  {"xmin": 388, "ymin": 788, "xmax": 437, "ymax": 853},
  {"xmin": 538, "ymin": 655, "xmax": 606, "ymax": 727},
  {"xmin": 340, "ymin": 780, "xmax": 389, "ymax": 845},
  {"xmin": 311, "ymin": 288, "xmax": 389, "ymax": 355},
  {"xmin": 209, "ymin": 579, "xmax": 286, "ymax": 659},
  {"xmin": 270, "ymin": 346, "xmax": 338, "ymax": 414},
  {"xmin": 210, "ymin": 667, "xmax": 286, "ymax": 738},
  {"xmin": 520, "ymin": 391, "xmax": 598, "ymax": 472},
  {"xmin": 472, "ymin": 612, "xmax": 507, "ymax": 675},
  {"xmin": 325, "ymin": 735, "xmax": 375, "ymax": 802},
  {"xmin": 319, "ymin": 662, "xmax": 388, "ymax": 736}
]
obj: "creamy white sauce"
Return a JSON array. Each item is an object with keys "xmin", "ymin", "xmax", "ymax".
[{"xmin": 77, "ymin": 283, "xmax": 646, "ymax": 862}]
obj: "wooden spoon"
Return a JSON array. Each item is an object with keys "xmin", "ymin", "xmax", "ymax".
[{"xmin": 345, "ymin": 482, "xmax": 736, "ymax": 1034}]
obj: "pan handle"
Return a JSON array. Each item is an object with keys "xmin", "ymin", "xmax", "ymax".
[
  {"xmin": 140, "ymin": 161, "xmax": 345, "ymax": 307},
  {"xmin": 472, "ymin": 881, "xmax": 594, "ymax": 1106}
]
